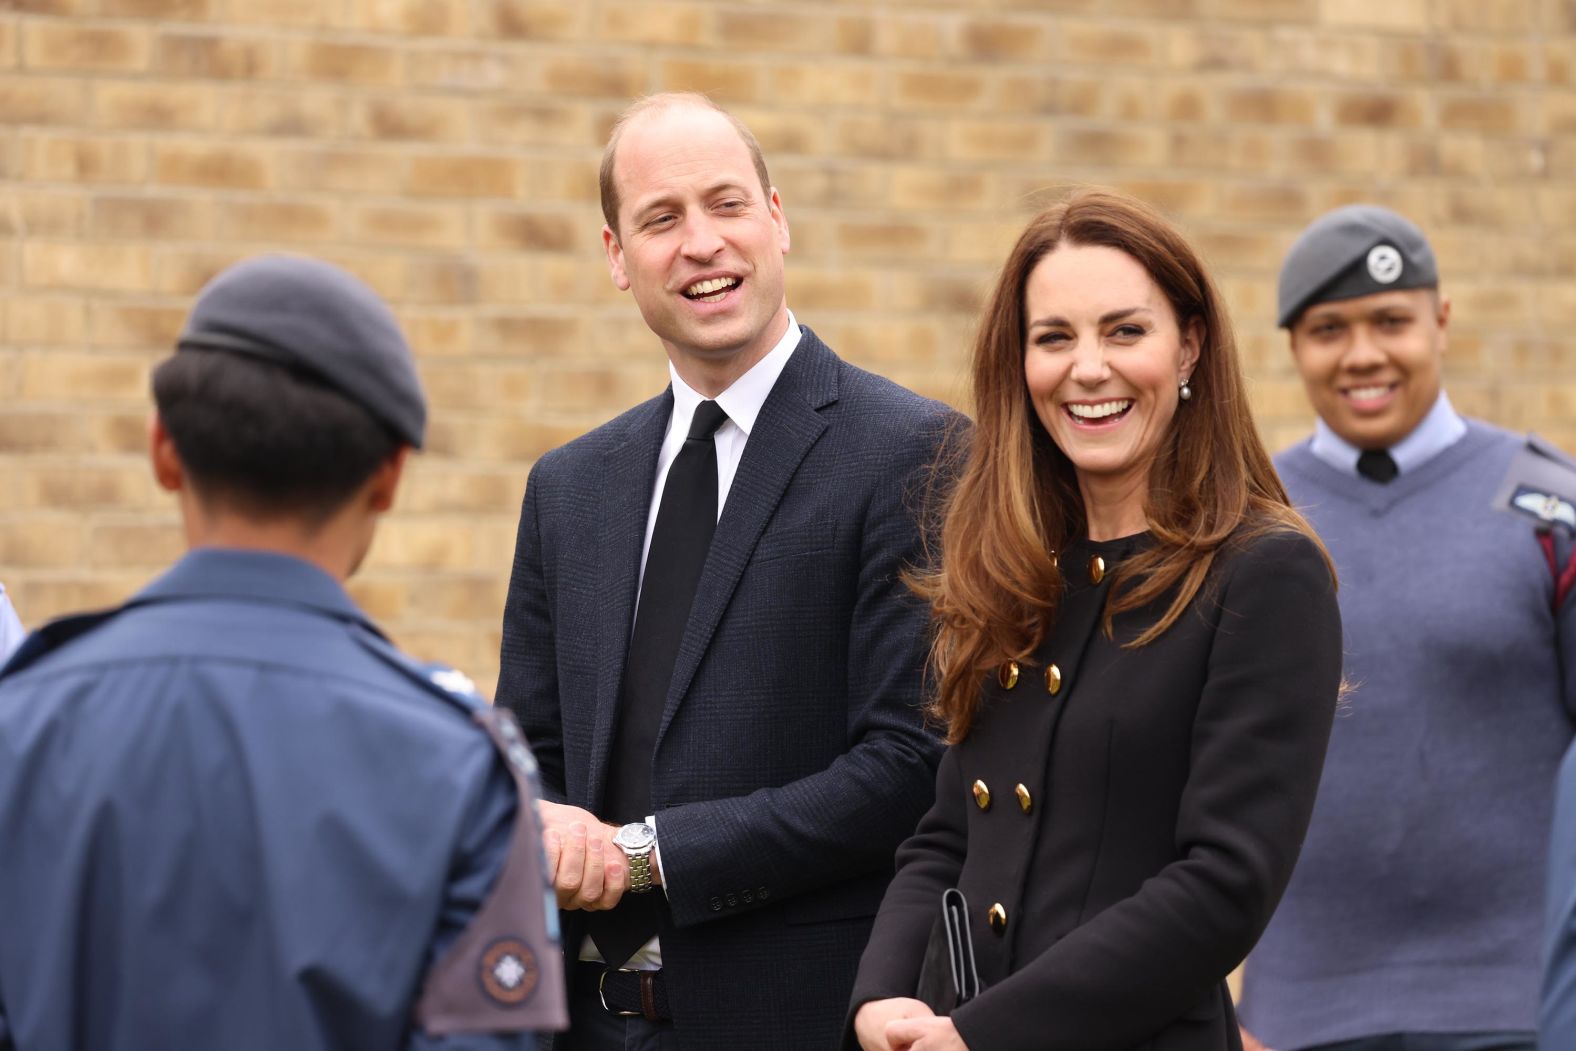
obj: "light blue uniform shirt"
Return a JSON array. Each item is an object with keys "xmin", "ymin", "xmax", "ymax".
[
  {"xmin": 0, "ymin": 584, "xmax": 23, "ymax": 661},
  {"xmin": 1309, "ymin": 391, "xmax": 1468, "ymax": 479}
]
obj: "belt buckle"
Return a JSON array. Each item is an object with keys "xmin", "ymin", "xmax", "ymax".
[{"xmin": 598, "ymin": 967, "xmax": 644, "ymax": 1018}]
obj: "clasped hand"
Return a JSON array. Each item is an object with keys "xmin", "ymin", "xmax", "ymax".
[
  {"xmin": 854, "ymin": 998, "xmax": 969, "ymax": 1051},
  {"xmin": 538, "ymin": 801, "xmax": 630, "ymax": 911}
]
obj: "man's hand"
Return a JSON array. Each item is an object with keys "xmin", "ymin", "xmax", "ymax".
[
  {"xmin": 1240, "ymin": 1026, "xmax": 1274, "ymax": 1051},
  {"xmin": 853, "ymin": 998, "xmax": 935, "ymax": 1051},
  {"xmin": 537, "ymin": 801, "xmax": 627, "ymax": 911},
  {"xmin": 885, "ymin": 1015, "xmax": 968, "ymax": 1051}
]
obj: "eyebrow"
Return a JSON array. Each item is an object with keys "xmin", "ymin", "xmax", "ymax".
[{"xmin": 1027, "ymin": 306, "xmax": 1151, "ymax": 330}]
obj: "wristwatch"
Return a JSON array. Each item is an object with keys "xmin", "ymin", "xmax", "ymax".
[{"xmin": 612, "ymin": 821, "xmax": 657, "ymax": 893}]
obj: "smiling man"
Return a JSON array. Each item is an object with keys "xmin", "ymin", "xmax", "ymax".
[
  {"xmin": 496, "ymin": 93, "xmax": 954, "ymax": 1050},
  {"xmin": 1236, "ymin": 206, "xmax": 1576, "ymax": 1051}
]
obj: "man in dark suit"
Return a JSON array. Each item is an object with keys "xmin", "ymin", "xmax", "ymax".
[{"xmin": 497, "ymin": 93, "xmax": 953, "ymax": 1050}]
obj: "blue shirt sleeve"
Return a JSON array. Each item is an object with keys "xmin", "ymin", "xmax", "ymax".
[{"xmin": 404, "ymin": 748, "xmax": 535, "ymax": 1051}]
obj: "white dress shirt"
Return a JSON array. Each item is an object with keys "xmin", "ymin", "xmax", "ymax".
[{"xmin": 584, "ymin": 312, "xmax": 802, "ymax": 970}]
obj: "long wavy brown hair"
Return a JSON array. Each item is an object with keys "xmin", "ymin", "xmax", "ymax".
[{"xmin": 915, "ymin": 189, "xmax": 1331, "ymax": 742}]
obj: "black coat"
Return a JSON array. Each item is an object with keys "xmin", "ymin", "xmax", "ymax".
[
  {"xmin": 849, "ymin": 528, "xmax": 1342, "ymax": 1051},
  {"xmin": 498, "ymin": 331, "xmax": 956, "ymax": 1050}
]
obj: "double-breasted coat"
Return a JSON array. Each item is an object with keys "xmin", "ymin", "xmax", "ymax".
[{"xmin": 849, "ymin": 528, "xmax": 1342, "ymax": 1051}]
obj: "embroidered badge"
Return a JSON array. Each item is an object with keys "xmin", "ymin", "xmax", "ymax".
[
  {"xmin": 478, "ymin": 937, "xmax": 539, "ymax": 1007},
  {"xmin": 1367, "ymin": 244, "xmax": 1403, "ymax": 284},
  {"xmin": 1513, "ymin": 486, "xmax": 1576, "ymax": 529}
]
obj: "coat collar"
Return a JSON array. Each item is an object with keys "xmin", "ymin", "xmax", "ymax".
[{"xmin": 131, "ymin": 548, "xmax": 382, "ymax": 635}]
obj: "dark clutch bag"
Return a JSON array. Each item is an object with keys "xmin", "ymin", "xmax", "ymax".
[{"xmin": 914, "ymin": 887, "xmax": 981, "ymax": 1015}]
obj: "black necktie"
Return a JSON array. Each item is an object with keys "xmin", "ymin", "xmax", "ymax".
[
  {"xmin": 1357, "ymin": 448, "xmax": 1398, "ymax": 484},
  {"xmin": 591, "ymin": 399, "xmax": 729, "ymax": 966}
]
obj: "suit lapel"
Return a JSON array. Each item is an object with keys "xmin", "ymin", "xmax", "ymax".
[
  {"xmin": 655, "ymin": 331, "xmax": 841, "ymax": 745},
  {"xmin": 588, "ymin": 391, "xmax": 671, "ymax": 809}
]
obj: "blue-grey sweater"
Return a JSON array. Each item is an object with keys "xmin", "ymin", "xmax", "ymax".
[{"xmin": 1240, "ymin": 419, "xmax": 1576, "ymax": 1049}]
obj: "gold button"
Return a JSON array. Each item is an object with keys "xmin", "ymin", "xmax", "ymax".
[
  {"xmin": 1050, "ymin": 550, "xmax": 1059, "ymax": 570},
  {"xmin": 1046, "ymin": 663, "xmax": 1062, "ymax": 695},
  {"xmin": 1015, "ymin": 783, "xmax": 1033, "ymax": 813},
  {"xmin": 1088, "ymin": 555, "xmax": 1105, "ymax": 584},
  {"xmin": 988, "ymin": 902, "xmax": 1007, "ymax": 933},
  {"xmin": 972, "ymin": 779, "xmax": 992, "ymax": 811},
  {"xmin": 998, "ymin": 660, "xmax": 1019, "ymax": 690}
]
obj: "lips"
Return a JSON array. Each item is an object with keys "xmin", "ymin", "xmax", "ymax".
[
  {"xmin": 682, "ymin": 276, "xmax": 740, "ymax": 302},
  {"xmin": 1064, "ymin": 398, "xmax": 1134, "ymax": 426},
  {"xmin": 1341, "ymin": 382, "xmax": 1398, "ymax": 411}
]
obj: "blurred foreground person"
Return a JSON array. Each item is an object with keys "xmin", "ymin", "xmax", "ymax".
[
  {"xmin": 848, "ymin": 189, "xmax": 1342, "ymax": 1051},
  {"xmin": 0, "ymin": 256, "xmax": 565, "ymax": 1051},
  {"xmin": 1240, "ymin": 206, "xmax": 1573, "ymax": 1051}
]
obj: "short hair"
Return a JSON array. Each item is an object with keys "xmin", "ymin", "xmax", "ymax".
[
  {"xmin": 152, "ymin": 350, "xmax": 401, "ymax": 525},
  {"xmin": 598, "ymin": 92, "xmax": 772, "ymax": 237}
]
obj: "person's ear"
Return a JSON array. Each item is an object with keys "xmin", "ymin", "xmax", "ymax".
[
  {"xmin": 365, "ymin": 446, "xmax": 411, "ymax": 514},
  {"xmin": 148, "ymin": 412, "xmax": 184, "ymax": 493},
  {"xmin": 603, "ymin": 225, "xmax": 630, "ymax": 292}
]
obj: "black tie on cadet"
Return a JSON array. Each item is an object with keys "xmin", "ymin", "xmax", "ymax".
[{"xmin": 1357, "ymin": 448, "xmax": 1398, "ymax": 484}]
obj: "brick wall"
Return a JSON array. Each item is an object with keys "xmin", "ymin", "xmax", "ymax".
[{"xmin": 2, "ymin": 1, "xmax": 1571, "ymax": 690}]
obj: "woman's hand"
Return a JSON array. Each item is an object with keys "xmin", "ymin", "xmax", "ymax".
[
  {"xmin": 853, "ymin": 998, "xmax": 934, "ymax": 1051},
  {"xmin": 885, "ymin": 1014, "xmax": 970, "ymax": 1051}
]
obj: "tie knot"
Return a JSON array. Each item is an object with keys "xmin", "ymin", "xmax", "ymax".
[
  {"xmin": 687, "ymin": 400, "xmax": 729, "ymax": 441},
  {"xmin": 1356, "ymin": 447, "xmax": 1398, "ymax": 484}
]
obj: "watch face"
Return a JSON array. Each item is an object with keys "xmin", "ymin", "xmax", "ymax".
[{"xmin": 614, "ymin": 822, "xmax": 655, "ymax": 851}]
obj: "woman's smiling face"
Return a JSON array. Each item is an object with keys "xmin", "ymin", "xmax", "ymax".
[{"xmin": 1023, "ymin": 242, "xmax": 1200, "ymax": 496}]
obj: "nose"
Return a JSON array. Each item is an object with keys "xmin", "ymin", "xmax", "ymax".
[
  {"xmin": 1068, "ymin": 336, "xmax": 1108, "ymax": 386},
  {"xmin": 1341, "ymin": 323, "xmax": 1386, "ymax": 371},
  {"xmin": 680, "ymin": 211, "xmax": 724, "ymax": 262}
]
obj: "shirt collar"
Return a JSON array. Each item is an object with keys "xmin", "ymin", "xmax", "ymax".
[
  {"xmin": 1309, "ymin": 391, "xmax": 1467, "ymax": 477},
  {"xmin": 133, "ymin": 548, "xmax": 379, "ymax": 632},
  {"xmin": 667, "ymin": 310, "xmax": 801, "ymax": 438}
]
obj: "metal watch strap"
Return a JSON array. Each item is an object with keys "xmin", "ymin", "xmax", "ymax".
[{"xmin": 623, "ymin": 845, "xmax": 653, "ymax": 893}]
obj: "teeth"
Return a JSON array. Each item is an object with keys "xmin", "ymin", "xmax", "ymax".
[
  {"xmin": 685, "ymin": 277, "xmax": 739, "ymax": 299},
  {"xmin": 1067, "ymin": 399, "xmax": 1133, "ymax": 420},
  {"xmin": 1347, "ymin": 385, "xmax": 1392, "ymax": 400}
]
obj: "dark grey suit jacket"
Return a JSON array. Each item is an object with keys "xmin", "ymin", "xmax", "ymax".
[{"xmin": 498, "ymin": 329, "xmax": 954, "ymax": 1049}]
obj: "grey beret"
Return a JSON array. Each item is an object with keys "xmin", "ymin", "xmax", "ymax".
[
  {"xmin": 1277, "ymin": 205, "xmax": 1438, "ymax": 329},
  {"xmin": 177, "ymin": 255, "xmax": 426, "ymax": 448}
]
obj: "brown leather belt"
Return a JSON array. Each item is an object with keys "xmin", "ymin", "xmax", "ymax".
[{"xmin": 582, "ymin": 962, "xmax": 672, "ymax": 1022}]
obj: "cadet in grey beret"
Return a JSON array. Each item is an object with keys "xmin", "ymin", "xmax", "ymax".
[
  {"xmin": 1276, "ymin": 204, "xmax": 1438, "ymax": 329},
  {"xmin": 177, "ymin": 254, "xmax": 427, "ymax": 448}
]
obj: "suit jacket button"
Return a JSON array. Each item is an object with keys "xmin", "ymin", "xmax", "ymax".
[
  {"xmin": 710, "ymin": 896, "xmax": 723, "ymax": 912},
  {"xmin": 998, "ymin": 661, "xmax": 1019, "ymax": 689},
  {"xmin": 988, "ymin": 903, "xmax": 1008, "ymax": 933},
  {"xmin": 726, "ymin": 893, "xmax": 738, "ymax": 908},
  {"xmin": 742, "ymin": 889, "xmax": 754, "ymax": 903},
  {"xmin": 757, "ymin": 886, "xmax": 770, "ymax": 900},
  {"xmin": 1045, "ymin": 663, "xmax": 1063, "ymax": 695},
  {"xmin": 1015, "ymin": 783, "xmax": 1033, "ymax": 814},
  {"xmin": 972, "ymin": 779, "xmax": 992, "ymax": 811}
]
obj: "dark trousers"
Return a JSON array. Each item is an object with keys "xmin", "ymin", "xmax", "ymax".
[
  {"xmin": 1306, "ymin": 1034, "xmax": 1535, "ymax": 1051},
  {"xmin": 556, "ymin": 964, "xmax": 680, "ymax": 1051}
]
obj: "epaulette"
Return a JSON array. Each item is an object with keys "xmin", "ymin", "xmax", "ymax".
[
  {"xmin": 345, "ymin": 621, "xmax": 490, "ymax": 716},
  {"xmin": 0, "ymin": 607, "xmax": 124, "ymax": 680}
]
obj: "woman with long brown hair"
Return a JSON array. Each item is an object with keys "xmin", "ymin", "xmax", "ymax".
[{"xmin": 847, "ymin": 189, "xmax": 1343, "ymax": 1051}]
